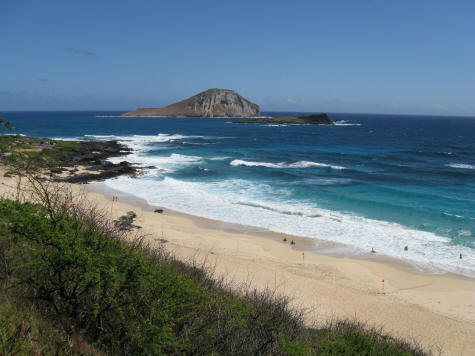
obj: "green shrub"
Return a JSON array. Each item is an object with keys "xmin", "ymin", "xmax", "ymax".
[
  {"xmin": 0, "ymin": 197, "xmax": 429, "ymax": 355},
  {"xmin": 0, "ymin": 199, "xmax": 304, "ymax": 354},
  {"xmin": 311, "ymin": 321, "xmax": 422, "ymax": 356},
  {"xmin": 0, "ymin": 143, "xmax": 10, "ymax": 153},
  {"xmin": 0, "ymin": 200, "xmax": 207, "ymax": 354},
  {"xmin": 279, "ymin": 336, "xmax": 313, "ymax": 356},
  {"xmin": 0, "ymin": 293, "xmax": 104, "ymax": 355}
]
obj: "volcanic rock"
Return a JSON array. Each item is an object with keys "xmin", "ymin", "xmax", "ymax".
[{"xmin": 122, "ymin": 88, "xmax": 259, "ymax": 117}]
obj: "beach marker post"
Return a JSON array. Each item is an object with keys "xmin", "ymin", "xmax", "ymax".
[
  {"xmin": 381, "ymin": 279, "xmax": 385, "ymax": 295},
  {"xmin": 302, "ymin": 252, "xmax": 305, "ymax": 264}
]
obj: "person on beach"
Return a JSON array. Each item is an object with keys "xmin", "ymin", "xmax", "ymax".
[
  {"xmin": 460, "ymin": 253, "xmax": 462, "ymax": 259},
  {"xmin": 283, "ymin": 238, "xmax": 287, "ymax": 242},
  {"xmin": 290, "ymin": 240, "xmax": 295, "ymax": 245},
  {"xmin": 371, "ymin": 248, "xmax": 376, "ymax": 253},
  {"xmin": 404, "ymin": 246, "xmax": 408, "ymax": 251}
]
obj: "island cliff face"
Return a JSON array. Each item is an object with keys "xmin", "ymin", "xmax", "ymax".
[{"xmin": 122, "ymin": 89, "xmax": 260, "ymax": 117}]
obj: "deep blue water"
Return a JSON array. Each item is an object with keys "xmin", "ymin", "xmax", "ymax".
[{"xmin": 1, "ymin": 111, "xmax": 474, "ymax": 276}]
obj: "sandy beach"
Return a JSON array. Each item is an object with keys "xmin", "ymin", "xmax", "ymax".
[{"xmin": 1, "ymin": 171, "xmax": 474, "ymax": 355}]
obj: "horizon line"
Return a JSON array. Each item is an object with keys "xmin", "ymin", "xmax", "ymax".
[{"xmin": 1, "ymin": 109, "xmax": 474, "ymax": 118}]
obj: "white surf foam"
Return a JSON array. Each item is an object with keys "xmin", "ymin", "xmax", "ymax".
[
  {"xmin": 230, "ymin": 159, "xmax": 345, "ymax": 170},
  {"xmin": 458, "ymin": 230, "xmax": 472, "ymax": 237},
  {"xmin": 333, "ymin": 120, "xmax": 362, "ymax": 126},
  {"xmin": 89, "ymin": 131, "xmax": 473, "ymax": 277},
  {"xmin": 443, "ymin": 212, "xmax": 464, "ymax": 219},
  {"xmin": 230, "ymin": 160, "xmax": 282, "ymax": 168},
  {"xmin": 95, "ymin": 133, "xmax": 209, "ymax": 172},
  {"xmin": 54, "ymin": 134, "xmax": 194, "ymax": 147},
  {"xmin": 446, "ymin": 163, "xmax": 474, "ymax": 170},
  {"xmin": 81, "ymin": 133, "xmax": 216, "ymax": 155},
  {"xmin": 52, "ymin": 136, "xmax": 85, "ymax": 141},
  {"xmin": 85, "ymin": 133, "xmax": 204, "ymax": 142},
  {"xmin": 209, "ymin": 156, "xmax": 231, "ymax": 161},
  {"xmin": 108, "ymin": 152, "xmax": 203, "ymax": 172},
  {"xmin": 104, "ymin": 176, "xmax": 475, "ymax": 277},
  {"xmin": 288, "ymin": 161, "xmax": 345, "ymax": 169},
  {"xmin": 84, "ymin": 135, "xmax": 117, "ymax": 139}
]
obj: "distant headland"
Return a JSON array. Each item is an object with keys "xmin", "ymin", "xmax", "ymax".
[{"xmin": 122, "ymin": 88, "xmax": 260, "ymax": 117}]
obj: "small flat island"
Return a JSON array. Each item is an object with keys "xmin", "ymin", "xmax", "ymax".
[{"xmin": 234, "ymin": 113, "xmax": 334, "ymax": 125}]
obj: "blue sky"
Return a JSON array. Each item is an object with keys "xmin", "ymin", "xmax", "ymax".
[{"xmin": 1, "ymin": 0, "xmax": 474, "ymax": 115}]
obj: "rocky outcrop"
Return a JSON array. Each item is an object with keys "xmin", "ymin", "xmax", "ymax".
[
  {"xmin": 122, "ymin": 89, "xmax": 260, "ymax": 117},
  {"xmin": 234, "ymin": 113, "xmax": 334, "ymax": 125},
  {"xmin": 48, "ymin": 141, "xmax": 139, "ymax": 184},
  {"xmin": 113, "ymin": 211, "xmax": 141, "ymax": 231},
  {"xmin": 63, "ymin": 161, "xmax": 137, "ymax": 184}
]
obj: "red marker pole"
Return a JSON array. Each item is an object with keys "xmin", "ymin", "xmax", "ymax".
[
  {"xmin": 381, "ymin": 279, "xmax": 385, "ymax": 295},
  {"xmin": 302, "ymin": 252, "xmax": 305, "ymax": 264}
]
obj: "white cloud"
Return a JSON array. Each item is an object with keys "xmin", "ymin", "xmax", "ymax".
[{"xmin": 430, "ymin": 104, "xmax": 451, "ymax": 111}]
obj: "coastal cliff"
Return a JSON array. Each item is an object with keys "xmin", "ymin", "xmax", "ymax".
[{"xmin": 122, "ymin": 88, "xmax": 260, "ymax": 117}]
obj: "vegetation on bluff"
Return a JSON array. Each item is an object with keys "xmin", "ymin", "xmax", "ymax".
[
  {"xmin": 0, "ymin": 134, "xmax": 136, "ymax": 183},
  {"xmin": 0, "ymin": 175, "xmax": 429, "ymax": 355},
  {"xmin": 0, "ymin": 118, "xmax": 13, "ymax": 131}
]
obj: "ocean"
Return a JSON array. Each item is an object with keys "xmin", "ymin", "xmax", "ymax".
[{"xmin": 2, "ymin": 111, "xmax": 474, "ymax": 277}]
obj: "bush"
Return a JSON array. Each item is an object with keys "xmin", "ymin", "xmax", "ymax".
[
  {"xmin": 0, "ymin": 199, "xmax": 307, "ymax": 355},
  {"xmin": 0, "ymin": 194, "xmax": 429, "ymax": 355},
  {"xmin": 0, "ymin": 293, "xmax": 104, "ymax": 355},
  {"xmin": 310, "ymin": 321, "xmax": 425, "ymax": 356},
  {"xmin": 0, "ymin": 200, "xmax": 206, "ymax": 354}
]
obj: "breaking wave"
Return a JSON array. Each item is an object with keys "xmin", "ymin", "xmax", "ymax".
[
  {"xmin": 103, "ymin": 176, "xmax": 475, "ymax": 277},
  {"xmin": 446, "ymin": 163, "xmax": 474, "ymax": 170},
  {"xmin": 230, "ymin": 159, "xmax": 345, "ymax": 170}
]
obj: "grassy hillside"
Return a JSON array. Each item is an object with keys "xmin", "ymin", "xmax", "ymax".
[
  {"xmin": 0, "ymin": 294, "xmax": 105, "ymax": 355},
  {"xmin": 0, "ymin": 185, "xmax": 429, "ymax": 355}
]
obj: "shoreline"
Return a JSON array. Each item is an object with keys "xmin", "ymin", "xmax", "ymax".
[
  {"xmin": 80, "ymin": 181, "xmax": 475, "ymax": 356},
  {"xmin": 86, "ymin": 181, "xmax": 475, "ymax": 355},
  {"xmin": 2, "ymin": 168, "xmax": 475, "ymax": 355},
  {"xmin": 87, "ymin": 180, "xmax": 473, "ymax": 280}
]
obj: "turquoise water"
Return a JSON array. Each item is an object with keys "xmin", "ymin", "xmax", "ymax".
[{"xmin": 2, "ymin": 111, "xmax": 474, "ymax": 276}]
